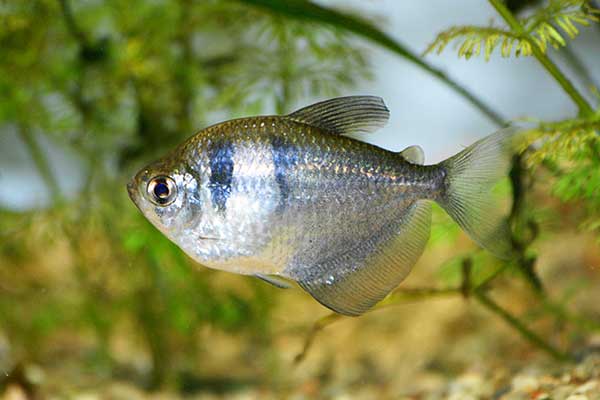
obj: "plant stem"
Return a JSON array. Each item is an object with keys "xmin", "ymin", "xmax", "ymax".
[
  {"xmin": 430, "ymin": 67, "xmax": 505, "ymax": 126},
  {"xmin": 467, "ymin": 260, "xmax": 569, "ymax": 362},
  {"xmin": 379, "ymin": 286, "xmax": 460, "ymax": 306},
  {"xmin": 242, "ymin": 0, "xmax": 506, "ymax": 126},
  {"xmin": 559, "ymin": 46, "xmax": 600, "ymax": 96},
  {"xmin": 488, "ymin": 0, "xmax": 594, "ymax": 117},
  {"xmin": 293, "ymin": 287, "xmax": 460, "ymax": 364},
  {"xmin": 294, "ymin": 259, "xmax": 573, "ymax": 366},
  {"xmin": 590, "ymin": 0, "xmax": 600, "ymax": 34},
  {"xmin": 58, "ymin": 0, "xmax": 89, "ymax": 46},
  {"xmin": 17, "ymin": 124, "xmax": 62, "ymax": 204},
  {"xmin": 275, "ymin": 19, "xmax": 294, "ymax": 114},
  {"xmin": 293, "ymin": 313, "xmax": 342, "ymax": 365},
  {"xmin": 474, "ymin": 290, "xmax": 573, "ymax": 362}
]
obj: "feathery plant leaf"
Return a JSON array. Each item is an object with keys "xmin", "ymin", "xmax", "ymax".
[
  {"xmin": 520, "ymin": 117, "xmax": 600, "ymax": 166},
  {"xmin": 424, "ymin": 0, "xmax": 599, "ymax": 60},
  {"xmin": 519, "ymin": 113, "xmax": 600, "ymax": 236},
  {"xmin": 214, "ymin": 15, "xmax": 371, "ymax": 114},
  {"xmin": 240, "ymin": 0, "xmax": 505, "ymax": 125}
]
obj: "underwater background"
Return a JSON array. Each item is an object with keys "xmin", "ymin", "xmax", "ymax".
[{"xmin": 1, "ymin": 0, "xmax": 600, "ymax": 398}]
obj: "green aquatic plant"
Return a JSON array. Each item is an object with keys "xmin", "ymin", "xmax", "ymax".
[
  {"xmin": 0, "ymin": 0, "xmax": 376, "ymax": 390},
  {"xmin": 425, "ymin": 0, "xmax": 599, "ymax": 60}
]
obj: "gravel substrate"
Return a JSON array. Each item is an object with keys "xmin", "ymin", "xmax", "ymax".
[{"xmin": 423, "ymin": 353, "xmax": 600, "ymax": 400}]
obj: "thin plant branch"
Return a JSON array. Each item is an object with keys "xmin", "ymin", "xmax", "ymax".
[
  {"xmin": 293, "ymin": 256, "xmax": 578, "ymax": 366},
  {"xmin": 293, "ymin": 313, "xmax": 342, "ymax": 365},
  {"xmin": 57, "ymin": 0, "xmax": 89, "ymax": 46},
  {"xmin": 488, "ymin": 0, "xmax": 594, "ymax": 117},
  {"xmin": 509, "ymin": 154, "xmax": 545, "ymax": 293},
  {"xmin": 558, "ymin": 45, "xmax": 600, "ymax": 96},
  {"xmin": 241, "ymin": 0, "xmax": 506, "ymax": 126},
  {"xmin": 591, "ymin": 0, "xmax": 600, "ymax": 33},
  {"xmin": 293, "ymin": 286, "xmax": 462, "ymax": 365},
  {"xmin": 17, "ymin": 124, "xmax": 62, "ymax": 204},
  {"xmin": 474, "ymin": 290, "xmax": 573, "ymax": 362}
]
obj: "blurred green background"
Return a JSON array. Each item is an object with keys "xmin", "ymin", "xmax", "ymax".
[{"xmin": 1, "ymin": 0, "xmax": 600, "ymax": 399}]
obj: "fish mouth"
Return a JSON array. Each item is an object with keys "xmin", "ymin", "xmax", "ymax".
[
  {"xmin": 126, "ymin": 180, "xmax": 136, "ymax": 200},
  {"xmin": 126, "ymin": 179, "xmax": 143, "ymax": 212}
]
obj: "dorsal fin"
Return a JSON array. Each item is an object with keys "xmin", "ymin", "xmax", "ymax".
[
  {"xmin": 287, "ymin": 96, "xmax": 389, "ymax": 136},
  {"xmin": 399, "ymin": 145, "xmax": 425, "ymax": 165}
]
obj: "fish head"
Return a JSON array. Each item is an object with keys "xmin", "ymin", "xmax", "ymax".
[{"xmin": 127, "ymin": 158, "xmax": 201, "ymax": 240}]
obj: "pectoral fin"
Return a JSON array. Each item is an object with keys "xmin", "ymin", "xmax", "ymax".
[
  {"xmin": 296, "ymin": 201, "xmax": 432, "ymax": 316},
  {"xmin": 287, "ymin": 96, "xmax": 389, "ymax": 136},
  {"xmin": 255, "ymin": 274, "xmax": 292, "ymax": 289}
]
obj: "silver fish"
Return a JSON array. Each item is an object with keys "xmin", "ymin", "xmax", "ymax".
[{"xmin": 128, "ymin": 96, "xmax": 515, "ymax": 316}]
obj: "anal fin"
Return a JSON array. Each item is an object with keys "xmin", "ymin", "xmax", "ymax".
[{"xmin": 297, "ymin": 201, "xmax": 431, "ymax": 316}]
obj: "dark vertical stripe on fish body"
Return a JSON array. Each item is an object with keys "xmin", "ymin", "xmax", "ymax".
[
  {"xmin": 270, "ymin": 136, "xmax": 298, "ymax": 210},
  {"xmin": 208, "ymin": 140, "xmax": 234, "ymax": 213}
]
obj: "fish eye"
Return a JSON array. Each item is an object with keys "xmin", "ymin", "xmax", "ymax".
[{"xmin": 147, "ymin": 176, "xmax": 177, "ymax": 206}]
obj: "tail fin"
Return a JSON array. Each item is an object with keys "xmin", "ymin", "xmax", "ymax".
[{"xmin": 437, "ymin": 127, "xmax": 517, "ymax": 259}]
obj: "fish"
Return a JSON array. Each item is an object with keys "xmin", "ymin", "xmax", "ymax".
[{"xmin": 127, "ymin": 96, "xmax": 516, "ymax": 316}]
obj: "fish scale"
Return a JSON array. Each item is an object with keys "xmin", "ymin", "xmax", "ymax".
[{"xmin": 128, "ymin": 96, "xmax": 516, "ymax": 316}]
